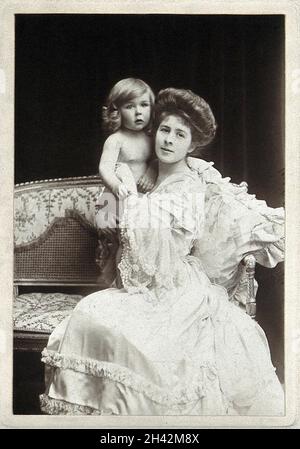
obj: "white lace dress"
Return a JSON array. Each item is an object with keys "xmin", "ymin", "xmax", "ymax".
[{"xmin": 40, "ymin": 169, "xmax": 284, "ymax": 416}]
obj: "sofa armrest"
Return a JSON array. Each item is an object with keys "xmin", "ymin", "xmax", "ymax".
[
  {"xmin": 243, "ymin": 254, "xmax": 257, "ymax": 319},
  {"xmin": 227, "ymin": 254, "xmax": 257, "ymax": 319}
]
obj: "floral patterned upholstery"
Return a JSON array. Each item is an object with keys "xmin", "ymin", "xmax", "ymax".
[
  {"xmin": 14, "ymin": 292, "xmax": 83, "ymax": 333},
  {"xmin": 14, "ymin": 183, "xmax": 104, "ymax": 246}
]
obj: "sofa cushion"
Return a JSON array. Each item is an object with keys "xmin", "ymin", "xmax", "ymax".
[{"xmin": 13, "ymin": 292, "xmax": 83, "ymax": 333}]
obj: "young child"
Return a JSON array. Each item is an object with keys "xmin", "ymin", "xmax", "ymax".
[
  {"xmin": 96, "ymin": 78, "xmax": 156, "ymax": 285},
  {"xmin": 99, "ymin": 78, "xmax": 156, "ymax": 200}
]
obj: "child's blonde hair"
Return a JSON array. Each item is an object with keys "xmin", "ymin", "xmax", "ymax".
[{"xmin": 102, "ymin": 78, "xmax": 155, "ymax": 134}]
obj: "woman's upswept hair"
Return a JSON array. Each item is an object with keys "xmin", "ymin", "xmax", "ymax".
[
  {"xmin": 102, "ymin": 78, "xmax": 155, "ymax": 134},
  {"xmin": 154, "ymin": 88, "xmax": 217, "ymax": 151}
]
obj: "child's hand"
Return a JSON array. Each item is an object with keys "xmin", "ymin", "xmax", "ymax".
[
  {"xmin": 117, "ymin": 183, "xmax": 130, "ymax": 200},
  {"xmin": 138, "ymin": 169, "xmax": 157, "ymax": 193}
]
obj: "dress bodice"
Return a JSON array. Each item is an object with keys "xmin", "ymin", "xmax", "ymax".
[{"xmin": 118, "ymin": 171, "xmax": 206, "ymax": 300}]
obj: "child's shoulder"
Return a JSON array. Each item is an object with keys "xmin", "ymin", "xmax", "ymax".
[{"xmin": 104, "ymin": 131, "xmax": 124, "ymax": 148}]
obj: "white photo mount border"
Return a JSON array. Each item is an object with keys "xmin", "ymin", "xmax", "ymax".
[{"xmin": 0, "ymin": 0, "xmax": 299, "ymax": 429}]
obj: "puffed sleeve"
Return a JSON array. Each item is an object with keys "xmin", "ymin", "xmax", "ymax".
[
  {"xmin": 118, "ymin": 176, "xmax": 205, "ymax": 299},
  {"xmin": 191, "ymin": 177, "xmax": 284, "ymax": 293}
]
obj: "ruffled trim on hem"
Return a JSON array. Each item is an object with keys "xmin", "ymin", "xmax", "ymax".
[
  {"xmin": 41, "ymin": 349, "xmax": 209, "ymax": 406},
  {"xmin": 39, "ymin": 393, "xmax": 115, "ymax": 415}
]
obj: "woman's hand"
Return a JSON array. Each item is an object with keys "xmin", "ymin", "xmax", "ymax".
[{"xmin": 138, "ymin": 166, "xmax": 157, "ymax": 193}]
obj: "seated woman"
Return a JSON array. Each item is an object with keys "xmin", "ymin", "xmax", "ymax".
[{"xmin": 40, "ymin": 88, "xmax": 284, "ymax": 416}]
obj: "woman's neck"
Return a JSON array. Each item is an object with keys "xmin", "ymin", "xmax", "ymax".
[{"xmin": 157, "ymin": 159, "xmax": 189, "ymax": 183}]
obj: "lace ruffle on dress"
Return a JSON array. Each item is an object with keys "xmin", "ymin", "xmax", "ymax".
[{"xmin": 40, "ymin": 170, "xmax": 284, "ymax": 416}]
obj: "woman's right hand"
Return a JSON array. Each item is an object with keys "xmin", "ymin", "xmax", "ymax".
[
  {"xmin": 137, "ymin": 161, "xmax": 158, "ymax": 193},
  {"xmin": 138, "ymin": 172, "xmax": 156, "ymax": 193}
]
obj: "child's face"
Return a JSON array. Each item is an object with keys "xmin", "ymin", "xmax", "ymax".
[{"xmin": 119, "ymin": 93, "xmax": 151, "ymax": 132}]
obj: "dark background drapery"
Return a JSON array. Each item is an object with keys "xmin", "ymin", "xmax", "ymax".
[{"xmin": 15, "ymin": 14, "xmax": 285, "ymax": 380}]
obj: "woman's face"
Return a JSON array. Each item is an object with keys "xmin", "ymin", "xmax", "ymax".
[{"xmin": 155, "ymin": 114, "xmax": 194, "ymax": 164}]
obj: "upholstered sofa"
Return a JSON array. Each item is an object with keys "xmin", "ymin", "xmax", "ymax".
[
  {"xmin": 13, "ymin": 175, "xmax": 258, "ymax": 354},
  {"xmin": 14, "ymin": 176, "xmax": 109, "ymax": 352}
]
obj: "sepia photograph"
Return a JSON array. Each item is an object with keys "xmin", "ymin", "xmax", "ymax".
[{"xmin": 1, "ymin": 0, "xmax": 299, "ymax": 429}]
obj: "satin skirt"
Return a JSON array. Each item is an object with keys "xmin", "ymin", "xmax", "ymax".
[{"xmin": 40, "ymin": 263, "xmax": 284, "ymax": 416}]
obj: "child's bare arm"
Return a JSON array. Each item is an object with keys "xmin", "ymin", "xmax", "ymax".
[{"xmin": 99, "ymin": 135, "xmax": 127, "ymax": 197}]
